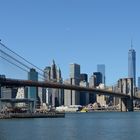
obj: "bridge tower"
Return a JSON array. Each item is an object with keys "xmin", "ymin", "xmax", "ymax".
[{"xmin": 118, "ymin": 78, "xmax": 133, "ymax": 112}]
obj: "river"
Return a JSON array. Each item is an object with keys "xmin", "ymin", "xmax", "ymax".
[{"xmin": 0, "ymin": 112, "xmax": 140, "ymax": 140}]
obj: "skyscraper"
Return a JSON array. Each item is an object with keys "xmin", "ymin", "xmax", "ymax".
[
  {"xmin": 80, "ymin": 73, "xmax": 88, "ymax": 82},
  {"xmin": 128, "ymin": 43, "xmax": 136, "ymax": 86},
  {"xmin": 89, "ymin": 75, "xmax": 96, "ymax": 103},
  {"xmin": 138, "ymin": 77, "xmax": 140, "ymax": 90},
  {"xmin": 97, "ymin": 64, "xmax": 105, "ymax": 85},
  {"xmin": 79, "ymin": 80, "xmax": 89, "ymax": 106},
  {"xmin": 28, "ymin": 68, "xmax": 38, "ymax": 103},
  {"xmin": 51, "ymin": 60, "xmax": 57, "ymax": 81},
  {"xmin": 43, "ymin": 60, "xmax": 63, "ymax": 107},
  {"xmin": 43, "ymin": 66, "xmax": 51, "ymax": 105},
  {"xmin": 28, "ymin": 68, "xmax": 40, "ymax": 109},
  {"xmin": 79, "ymin": 73, "xmax": 89, "ymax": 105},
  {"xmin": 93, "ymin": 72, "xmax": 102, "ymax": 86},
  {"xmin": 64, "ymin": 63, "xmax": 80, "ymax": 106},
  {"xmin": 44, "ymin": 66, "xmax": 51, "ymax": 81},
  {"xmin": 70, "ymin": 63, "xmax": 80, "ymax": 79}
]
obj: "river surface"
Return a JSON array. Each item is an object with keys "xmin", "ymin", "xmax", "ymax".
[{"xmin": 0, "ymin": 112, "xmax": 140, "ymax": 140}]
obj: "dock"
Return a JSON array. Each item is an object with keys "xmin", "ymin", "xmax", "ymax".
[{"xmin": 0, "ymin": 112, "xmax": 65, "ymax": 119}]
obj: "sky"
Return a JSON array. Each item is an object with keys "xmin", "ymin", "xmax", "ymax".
[{"xmin": 0, "ymin": 0, "xmax": 140, "ymax": 85}]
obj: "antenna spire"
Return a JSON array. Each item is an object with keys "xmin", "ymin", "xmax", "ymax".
[{"xmin": 131, "ymin": 39, "xmax": 133, "ymax": 49}]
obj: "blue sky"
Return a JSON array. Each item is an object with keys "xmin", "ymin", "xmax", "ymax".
[{"xmin": 0, "ymin": 0, "xmax": 140, "ymax": 85}]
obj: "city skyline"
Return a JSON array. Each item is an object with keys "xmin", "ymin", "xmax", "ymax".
[
  {"xmin": 1, "ymin": 1, "xmax": 140, "ymax": 140},
  {"xmin": 0, "ymin": 41, "xmax": 138, "ymax": 86},
  {"xmin": 0, "ymin": 0, "xmax": 140, "ymax": 85}
]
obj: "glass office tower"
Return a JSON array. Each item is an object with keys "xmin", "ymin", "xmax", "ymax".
[
  {"xmin": 28, "ymin": 68, "xmax": 38, "ymax": 99},
  {"xmin": 128, "ymin": 47, "xmax": 136, "ymax": 86},
  {"xmin": 97, "ymin": 64, "xmax": 105, "ymax": 85}
]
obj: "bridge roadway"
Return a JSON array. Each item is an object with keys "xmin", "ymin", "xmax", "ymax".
[{"xmin": 0, "ymin": 77, "xmax": 135, "ymax": 99}]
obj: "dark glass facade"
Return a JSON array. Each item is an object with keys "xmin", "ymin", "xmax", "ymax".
[
  {"xmin": 97, "ymin": 64, "xmax": 105, "ymax": 85},
  {"xmin": 80, "ymin": 73, "xmax": 88, "ymax": 82},
  {"xmin": 138, "ymin": 77, "xmax": 140, "ymax": 90},
  {"xmin": 28, "ymin": 68, "xmax": 38, "ymax": 99},
  {"xmin": 93, "ymin": 72, "xmax": 102, "ymax": 86},
  {"xmin": 128, "ymin": 49, "xmax": 136, "ymax": 86}
]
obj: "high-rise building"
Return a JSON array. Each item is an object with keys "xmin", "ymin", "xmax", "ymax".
[
  {"xmin": 93, "ymin": 72, "xmax": 102, "ymax": 86},
  {"xmin": 89, "ymin": 75, "xmax": 96, "ymax": 103},
  {"xmin": 138, "ymin": 77, "xmax": 140, "ymax": 90},
  {"xmin": 128, "ymin": 43, "xmax": 136, "ymax": 86},
  {"xmin": 80, "ymin": 73, "xmax": 88, "ymax": 82},
  {"xmin": 57, "ymin": 68, "xmax": 64, "ymax": 106},
  {"xmin": 70, "ymin": 63, "xmax": 80, "ymax": 80},
  {"xmin": 1, "ymin": 87, "xmax": 17, "ymax": 99},
  {"xmin": 79, "ymin": 81, "xmax": 89, "ymax": 105},
  {"xmin": 43, "ymin": 60, "xmax": 63, "ymax": 107},
  {"xmin": 64, "ymin": 79, "xmax": 71, "ymax": 106},
  {"xmin": 97, "ymin": 64, "xmax": 105, "ymax": 85},
  {"xmin": 16, "ymin": 87, "xmax": 25, "ymax": 107},
  {"xmin": 88, "ymin": 72, "xmax": 102, "ymax": 104},
  {"xmin": 51, "ymin": 60, "xmax": 57, "ymax": 81},
  {"xmin": 51, "ymin": 61, "xmax": 63, "ymax": 107},
  {"xmin": 64, "ymin": 63, "xmax": 80, "ymax": 106},
  {"xmin": 28, "ymin": 68, "xmax": 38, "ymax": 101},
  {"xmin": 44, "ymin": 66, "xmax": 51, "ymax": 81},
  {"xmin": 42, "ymin": 66, "xmax": 51, "ymax": 105}
]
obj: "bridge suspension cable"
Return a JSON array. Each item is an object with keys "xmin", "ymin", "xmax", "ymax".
[
  {"xmin": 0, "ymin": 55, "xmax": 29, "ymax": 73},
  {"xmin": 0, "ymin": 42, "xmax": 45, "ymax": 80},
  {"xmin": 0, "ymin": 42, "xmax": 44, "ymax": 73},
  {"xmin": 0, "ymin": 55, "xmax": 45, "ymax": 81}
]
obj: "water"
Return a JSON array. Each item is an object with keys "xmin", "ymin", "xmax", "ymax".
[{"xmin": 0, "ymin": 112, "xmax": 140, "ymax": 140}]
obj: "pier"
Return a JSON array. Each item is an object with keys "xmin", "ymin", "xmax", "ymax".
[{"xmin": 0, "ymin": 112, "xmax": 65, "ymax": 119}]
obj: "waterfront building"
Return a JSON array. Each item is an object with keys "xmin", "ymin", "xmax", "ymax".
[
  {"xmin": 0, "ymin": 75, "xmax": 5, "ymax": 98},
  {"xmin": 16, "ymin": 87, "xmax": 25, "ymax": 107},
  {"xmin": 138, "ymin": 77, "xmax": 140, "ymax": 90},
  {"xmin": 28, "ymin": 68, "xmax": 38, "ymax": 105},
  {"xmin": 128, "ymin": 43, "xmax": 136, "ymax": 86},
  {"xmin": 97, "ymin": 64, "xmax": 105, "ymax": 85},
  {"xmin": 0, "ymin": 87, "xmax": 18, "ymax": 111},
  {"xmin": 64, "ymin": 63, "xmax": 80, "ymax": 106},
  {"xmin": 16, "ymin": 88, "xmax": 25, "ymax": 99},
  {"xmin": 1, "ymin": 87, "xmax": 17, "ymax": 99}
]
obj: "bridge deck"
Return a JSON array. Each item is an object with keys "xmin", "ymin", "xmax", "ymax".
[{"xmin": 0, "ymin": 78, "xmax": 132, "ymax": 99}]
